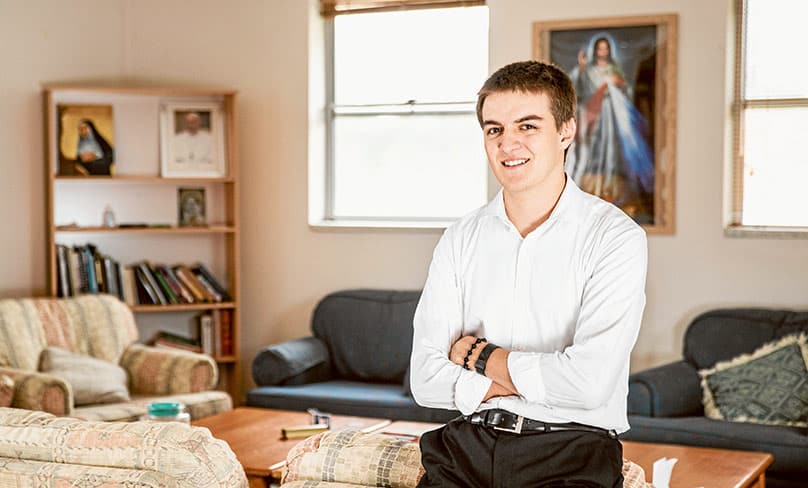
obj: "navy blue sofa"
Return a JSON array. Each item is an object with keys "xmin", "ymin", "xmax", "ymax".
[
  {"xmin": 624, "ymin": 308, "xmax": 808, "ymax": 488},
  {"xmin": 247, "ymin": 289, "xmax": 459, "ymax": 423}
]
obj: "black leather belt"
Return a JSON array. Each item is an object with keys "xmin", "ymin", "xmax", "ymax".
[{"xmin": 464, "ymin": 409, "xmax": 617, "ymax": 439}]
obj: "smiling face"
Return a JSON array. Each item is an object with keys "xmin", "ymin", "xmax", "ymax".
[{"xmin": 481, "ymin": 90, "xmax": 575, "ymax": 198}]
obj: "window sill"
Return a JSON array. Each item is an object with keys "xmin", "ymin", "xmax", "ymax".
[
  {"xmin": 724, "ymin": 225, "xmax": 808, "ymax": 239},
  {"xmin": 309, "ymin": 218, "xmax": 455, "ymax": 230}
]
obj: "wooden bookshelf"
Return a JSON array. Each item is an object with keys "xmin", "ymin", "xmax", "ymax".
[{"xmin": 44, "ymin": 84, "xmax": 241, "ymax": 402}]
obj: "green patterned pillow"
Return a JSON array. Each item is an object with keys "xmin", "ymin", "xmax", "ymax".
[{"xmin": 700, "ymin": 334, "xmax": 808, "ymax": 427}]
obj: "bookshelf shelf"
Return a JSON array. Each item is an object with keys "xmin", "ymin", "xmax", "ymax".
[
  {"xmin": 55, "ymin": 225, "xmax": 236, "ymax": 234},
  {"xmin": 45, "ymin": 84, "xmax": 241, "ymax": 403},
  {"xmin": 131, "ymin": 302, "xmax": 236, "ymax": 312},
  {"xmin": 55, "ymin": 175, "xmax": 236, "ymax": 184}
]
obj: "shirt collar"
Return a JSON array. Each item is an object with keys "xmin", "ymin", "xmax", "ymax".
[{"xmin": 482, "ymin": 173, "xmax": 584, "ymax": 225}]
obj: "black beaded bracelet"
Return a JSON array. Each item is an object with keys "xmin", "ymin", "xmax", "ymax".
[
  {"xmin": 462, "ymin": 337, "xmax": 486, "ymax": 371},
  {"xmin": 475, "ymin": 343, "xmax": 500, "ymax": 375}
]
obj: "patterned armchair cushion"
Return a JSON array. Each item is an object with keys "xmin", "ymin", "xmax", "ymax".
[
  {"xmin": 281, "ymin": 430, "xmax": 652, "ymax": 488},
  {"xmin": 121, "ymin": 344, "xmax": 217, "ymax": 394},
  {"xmin": 73, "ymin": 391, "xmax": 233, "ymax": 422},
  {"xmin": 0, "ymin": 295, "xmax": 138, "ymax": 371},
  {"xmin": 0, "ymin": 407, "xmax": 247, "ymax": 487},
  {"xmin": 39, "ymin": 346, "xmax": 130, "ymax": 406}
]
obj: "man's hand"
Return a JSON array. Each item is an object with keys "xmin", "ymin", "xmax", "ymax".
[
  {"xmin": 449, "ymin": 335, "xmax": 486, "ymax": 370},
  {"xmin": 450, "ymin": 336, "xmax": 520, "ymax": 400}
]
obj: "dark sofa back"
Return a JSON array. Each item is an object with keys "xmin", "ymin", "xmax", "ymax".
[
  {"xmin": 312, "ymin": 289, "xmax": 421, "ymax": 384},
  {"xmin": 684, "ymin": 308, "xmax": 808, "ymax": 369}
]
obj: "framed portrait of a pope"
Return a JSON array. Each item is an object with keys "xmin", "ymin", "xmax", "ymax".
[
  {"xmin": 534, "ymin": 14, "xmax": 678, "ymax": 234},
  {"xmin": 160, "ymin": 101, "xmax": 226, "ymax": 178}
]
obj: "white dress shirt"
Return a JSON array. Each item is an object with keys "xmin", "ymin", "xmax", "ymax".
[{"xmin": 410, "ymin": 176, "xmax": 647, "ymax": 433}]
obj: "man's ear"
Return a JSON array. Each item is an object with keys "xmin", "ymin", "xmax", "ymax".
[{"xmin": 560, "ymin": 118, "xmax": 576, "ymax": 150}]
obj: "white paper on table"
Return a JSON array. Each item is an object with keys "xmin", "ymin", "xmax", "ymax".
[{"xmin": 652, "ymin": 457, "xmax": 678, "ymax": 488}]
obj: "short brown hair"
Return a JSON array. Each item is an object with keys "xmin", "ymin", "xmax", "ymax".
[{"xmin": 476, "ymin": 61, "xmax": 577, "ymax": 129}]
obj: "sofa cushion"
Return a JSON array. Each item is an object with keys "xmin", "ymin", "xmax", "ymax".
[
  {"xmin": 684, "ymin": 308, "xmax": 808, "ymax": 370},
  {"xmin": 39, "ymin": 346, "xmax": 130, "ymax": 406},
  {"xmin": 247, "ymin": 381, "xmax": 459, "ymax": 423},
  {"xmin": 624, "ymin": 415, "xmax": 808, "ymax": 477},
  {"xmin": 0, "ymin": 375, "xmax": 13, "ymax": 408},
  {"xmin": 72, "ymin": 390, "xmax": 232, "ymax": 422},
  {"xmin": 700, "ymin": 334, "xmax": 808, "ymax": 427},
  {"xmin": 311, "ymin": 290, "xmax": 420, "ymax": 383}
]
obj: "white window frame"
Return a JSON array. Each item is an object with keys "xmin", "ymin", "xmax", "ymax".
[
  {"xmin": 726, "ymin": 0, "xmax": 808, "ymax": 238},
  {"xmin": 313, "ymin": 7, "xmax": 487, "ymax": 229}
]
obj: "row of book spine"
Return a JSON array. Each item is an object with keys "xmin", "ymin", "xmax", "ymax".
[
  {"xmin": 150, "ymin": 310, "xmax": 235, "ymax": 357},
  {"xmin": 55, "ymin": 244, "xmax": 232, "ymax": 306}
]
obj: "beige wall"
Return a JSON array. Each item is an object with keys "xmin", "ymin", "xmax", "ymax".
[{"xmin": 2, "ymin": 0, "xmax": 807, "ymax": 400}]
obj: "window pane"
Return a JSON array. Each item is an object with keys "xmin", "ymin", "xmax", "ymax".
[
  {"xmin": 334, "ymin": 7, "xmax": 489, "ymax": 105},
  {"xmin": 744, "ymin": 0, "xmax": 808, "ymax": 99},
  {"xmin": 332, "ymin": 114, "xmax": 486, "ymax": 219},
  {"xmin": 742, "ymin": 106, "xmax": 808, "ymax": 226}
]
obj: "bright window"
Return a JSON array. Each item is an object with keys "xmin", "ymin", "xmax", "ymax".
[
  {"xmin": 731, "ymin": 0, "xmax": 808, "ymax": 229},
  {"xmin": 325, "ymin": 6, "xmax": 489, "ymax": 223}
]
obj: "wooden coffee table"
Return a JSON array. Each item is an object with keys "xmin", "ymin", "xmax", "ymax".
[
  {"xmin": 622, "ymin": 440, "xmax": 773, "ymax": 488},
  {"xmin": 192, "ymin": 407, "xmax": 391, "ymax": 487}
]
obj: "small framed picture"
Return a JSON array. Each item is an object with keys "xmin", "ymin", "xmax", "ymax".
[
  {"xmin": 160, "ymin": 101, "xmax": 226, "ymax": 178},
  {"xmin": 57, "ymin": 104, "xmax": 115, "ymax": 176},
  {"xmin": 178, "ymin": 187, "xmax": 206, "ymax": 227}
]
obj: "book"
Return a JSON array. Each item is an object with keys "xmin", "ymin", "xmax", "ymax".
[
  {"xmin": 56, "ymin": 244, "xmax": 72, "ymax": 298},
  {"xmin": 85, "ymin": 246, "xmax": 98, "ymax": 293},
  {"xmin": 156, "ymin": 265, "xmax": 191, "ymax": 304},
  {"xmin": 103, "ymin": 255, "xmax": 120, "ymax": 299},
  {"xmin": 220, "ymin": 310, "xmax": 233, "ymax": 356},
  {"xmin": 164, "ymin": 266, "xmax": 195, "ymax": 304},
  {"xmin": 151, "ymin": 264, "xmax": 179, "ymax": 304},
  {"xmin": 134, "ymin": 266, "xmax": 159, "ymax": 304},
  {"xmin": 120, "ymin": 266, "xmax": 136, "ymax": 306},
  {"xmin": 173, "ymin": 265, "xmax": 211, "ymax": 302},
  {"xmin": 191, "ymin": 263, "xmax": 231, "ymax": 301},
  {"xmin": 194, "ymin": 272, "xmax": 223, "ymax": 302},
  {"xmin": 281, "ymin": 423, "xmax": 329, "ymax": 440},
  {"xmin": 197, "ymin": 313, "xmax": 214, "ymax": 356},
  {"xmin": 94, "ymin": 255, "xmax": 105, "ymax": 294},
  {"xmin": 67, "ymin": 247, "xmax": 82, "ymax": 296},
  {"xmin": 137, "ymin": 262, "xmax": 167, "ymax": 305},
  {"xmin": 150, "ymin": 330, "xmax": 202, "ymax": 353}
]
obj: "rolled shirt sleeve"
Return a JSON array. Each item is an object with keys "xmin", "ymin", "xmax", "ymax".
[{"xmin": 410, "ymin": 229, "xmax": 492, "ymax": 415}]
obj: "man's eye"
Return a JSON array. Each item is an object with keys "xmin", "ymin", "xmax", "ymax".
[
  {"xmin": 486, "ymin": 127, "xmax": 501, "ymax": 136},
  {"xmin": 520, "ymin": 124, "xmax": 536, "ymax": 131}
]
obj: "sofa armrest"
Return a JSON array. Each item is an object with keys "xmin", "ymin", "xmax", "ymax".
[
  {"xmin": 120, "ymin": 344, "xmax": 218, "ymax": 394},
  {"xmin": 628, "ymin": 360, "xmax": 703, "ymax": 417},
  {"xmin": 0, "ymin": 367, "xmax": 73, "ymax": 416},
  {"xmin": 252, "ymin": 337, "xmax": 332, "ymax": 386}
]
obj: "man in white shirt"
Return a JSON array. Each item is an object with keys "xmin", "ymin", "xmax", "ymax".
[
  {"xmin": 173, "ymin": 112, "xmax": 213, "ymax": 165},
  {"xmin": 410, "ymin": 61, "xmax": 647, "ymax": 487}
]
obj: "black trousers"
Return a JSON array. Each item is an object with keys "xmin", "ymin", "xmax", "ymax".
[{"xmin": 417, "ymin": 418, "xmax": 623, "ymax": 488}]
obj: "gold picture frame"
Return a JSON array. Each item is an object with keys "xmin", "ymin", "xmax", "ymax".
[{"xmin": 533, "ymin": 14, "xmax": 678, "ymax": 234}]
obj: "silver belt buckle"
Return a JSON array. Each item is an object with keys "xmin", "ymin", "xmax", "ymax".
[{"xmin": 493, "ymin": 414, "xmax": 524, "ymax": 434}]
